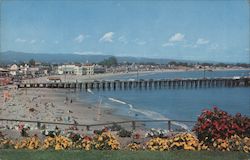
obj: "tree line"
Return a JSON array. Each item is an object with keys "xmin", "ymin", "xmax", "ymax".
[{"xmin": 2, "ymin": 57, "xmax": 250, "ymax": 68}]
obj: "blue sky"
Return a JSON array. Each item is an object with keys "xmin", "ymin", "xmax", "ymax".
[{"xmin": 1, "ymin": 0, "xmax": 249, "ymax": 63}]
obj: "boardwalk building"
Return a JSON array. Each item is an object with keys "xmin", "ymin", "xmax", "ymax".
[
  {"xmin": 83, "ymin": 64, "xmax": 94, "ymax": 75},
  {"xmin": 9, "ymin": 64, "xmax": 19, "ymax": 76},
  {"xmin": 57, "ymin": 65, "xmax": 83, "ymax": 75}
]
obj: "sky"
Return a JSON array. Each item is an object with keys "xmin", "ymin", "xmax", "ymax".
[{"xmin": 1, "ymin": 0, "xmax": 250, "ymax": 63}]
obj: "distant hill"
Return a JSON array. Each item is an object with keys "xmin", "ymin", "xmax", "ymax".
[{"xmin": 0, "ymin": 50, "xmax": 196, "ymax": 65}]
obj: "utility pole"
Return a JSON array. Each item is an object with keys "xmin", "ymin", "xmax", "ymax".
[
  {"xmin": 137, "ymin": 68, "xmax": 139, "ymax": 81},
  {"xmin": 203, "ymin": 66, "xmax": 206, "ymax": 79}
]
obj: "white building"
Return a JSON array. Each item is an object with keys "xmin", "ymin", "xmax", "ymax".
[
  {"xmin": 19, "ymin": 64, "xmax": 29, "ymax": 75},
  {"xmin": 57, "ymin": 64, "xmax": 98, "ymax": 75},
  {"xmin": 83, "ymin": 64, "xmax": 94, "ymax": 75},
  {"xmin": 28, "ymin": 67, "xmax": 40, "ymax": 76},
  {"xmin": 9, "ymin": 64, "xmax": 19, "ymax": 76},
  {"xmin": 57, "ymin": 65, "xmax": 83, "ymax": 75}
]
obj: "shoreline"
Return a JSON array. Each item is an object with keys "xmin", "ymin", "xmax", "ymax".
[
  {"xmin": 22, "ymin": 68, "xmax": 250, "ymax": 83},
  {"xmin": 0, "ymin": 88, "xmax": 131, "ymax": 130}
]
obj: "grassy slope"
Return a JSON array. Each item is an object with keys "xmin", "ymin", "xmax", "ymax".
[{"xmin": 0, "ymin": 150, "xmax": 249, "ymax": 160}]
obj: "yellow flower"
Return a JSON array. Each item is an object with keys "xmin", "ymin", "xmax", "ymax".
[
  {"xmin": 98, "ymin": 136, "xmax": 103, "ymax": 142},
  {"xmin": 55, "ymin": 143, "xmax": 63, "ymax": 150},
  {"xmin": 243, "ymin": 146, "xmax": 249, "ymax": 153}
]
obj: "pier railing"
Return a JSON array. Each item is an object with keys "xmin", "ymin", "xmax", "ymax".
[{"xmin": 0, "ymin": 118, "xmax": 196, "ymax": 131}]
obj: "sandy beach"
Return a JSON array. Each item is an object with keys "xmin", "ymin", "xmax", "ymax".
[{"xmin": 0, "ymin": 87, "xmax": 130, "ymax": 133}]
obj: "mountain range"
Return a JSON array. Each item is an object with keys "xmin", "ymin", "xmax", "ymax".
[{"xmin": 0, "ymin": 50, "xmax": 211, "ymax": 65}]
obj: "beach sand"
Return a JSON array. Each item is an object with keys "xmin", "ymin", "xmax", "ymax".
[{"xmin": 0, "ymin": 87, "xmax": 131, "ymax": 134}]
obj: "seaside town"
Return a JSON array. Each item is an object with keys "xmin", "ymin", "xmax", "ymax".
[{"xmin": 1, "ymin": 57, "xmax": 250, "ymax": 85}]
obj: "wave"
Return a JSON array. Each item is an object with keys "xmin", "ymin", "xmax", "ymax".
[
  {"xmin": 108, "ymin": 97, "xmax": 127, "ymax": 105},
  {"xmin": 106, "ymin": 96, "xmax": 189, "ymax": 130},
  {"xmin": 128, "ymin": 105, "xmax": 189, "ymax": 130},
  {"xmin": 87, "ymin": 89, "xmax": 94, "ymax": 95},
  {"xmin": 130, "ymin": 107, "xmax": 168, "ymax": 120},
  {"xmin": 128, "ymin": 104, "xmax": 133, "ymax": 110}
]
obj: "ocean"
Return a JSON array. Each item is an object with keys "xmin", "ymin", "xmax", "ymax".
[{"xmin": 77, "ymin": 70, "xmax": 250, "ymax": 129}]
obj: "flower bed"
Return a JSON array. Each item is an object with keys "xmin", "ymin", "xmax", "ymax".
[
  {"xmin": 127, "ymin": 142, "xmax": 141, "ymax": 151},
  {"xmin": 93, "ymin": 131, "xmax": 120, "ymax": 150},
  {"xmin": 0, "ymin": 131, "xmax": 249, "ymax": 152},
  {"xmin": 193, "ymin": 106, "xmax": 250, "ymax": 143},
  {"xmin": 14, "ymin": 135, "xmax": 40, "ymax": 149},
  {"xmin": 146, "ymin": 133, "xmax": 208, "ymax": 151},
  {"xmin": 0, "ymin": 107, "xmax": 249, "ymax": 153}
]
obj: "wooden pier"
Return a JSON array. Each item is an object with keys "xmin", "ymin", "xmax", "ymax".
[{"xmin": 17, "ymin": 77, "xmax": 250, "ymax": 90}]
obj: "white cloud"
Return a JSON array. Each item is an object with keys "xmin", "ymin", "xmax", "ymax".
[
  {"xmin": 162, "ymin": 33, "xmax": 185, "ymax": 47},
  {"xmin": 74, "ymin": 34, "xmax": 89, "ymax": 43},
  {"xmin": 196, "ymin": 38, "xmax": 209, "ymax": 45},
  {"xmin": 162, "ymin": 42, "xmax": 174, "ymax": 47},
  {"xmin": 169, "ymin": 33, "xmax": 185, "ymax": 42},
  {"xmin": 163, "ymin": 34, "xmax": 210, "ymax": 48},
  {"xmin": 118, "ymin": 36, "xmax": 128, "ymax": 44},
  {"xmin": 74, "ymin": 34, "xmax": 84, "ymax": 43},
  {"xmin": 99, "ymin": 32, "xmax": 114, "ymax": 42},
  {"xmin": 30, "ymin": 40, "xmax": 36, "ymax": 44},
  {"xmin": 15, "ymin": 38, "xmax": 26, "ymax": 43},
  {"xmin": 181, "ymin": 38, "xmax": 209, "ymax": 48}
]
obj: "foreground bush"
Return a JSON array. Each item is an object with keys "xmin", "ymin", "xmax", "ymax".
[
  {"xmin": 93, "ymin": 131, "xmax": 120, "ymax": 150},
  {"xmin": 210, "ymin": 135, "xmax": 250, "ymax": 152},
  {"xmin": 193, "ymin": 106, "xmax": 250, "ymax": 144},
  {"xmin": 14, "ymin": 135, "xmax": 41, "ymax": 149},
  {"xmin": 127, "ymin": 142, "xmax": 141, "ymax": 151},
  {"xmin": 43, "ymin": 135, "xmax": 72, "ymax": 150},
  {"xmin": 146, "ymin": 133, "xmax": 208, "ymax": 151}
]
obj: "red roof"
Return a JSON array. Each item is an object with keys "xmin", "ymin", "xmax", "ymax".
[
  {"xmin": 83, "ymin": 64, "xmax": 93, "ymax": 66},
  {"xmin": 47, "ymin": 77, "xmax": 61, "ymax": 80}
]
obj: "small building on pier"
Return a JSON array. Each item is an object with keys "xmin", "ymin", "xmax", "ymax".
[{"xmin": 47, "ymin": 77, "xmax": 62, "ymax": 83}]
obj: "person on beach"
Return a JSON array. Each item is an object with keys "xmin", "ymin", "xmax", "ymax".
[
  {"xmin": 73, "ymin": 120, "xmax": 78, "ymax": 125},
  {"xmin": 65, "ymin": 96, "xmax": 69, "ymax": 105}
]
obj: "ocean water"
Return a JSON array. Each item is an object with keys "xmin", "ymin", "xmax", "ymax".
[{"xmin": 77, "ymin": 70, "xmax": 250, "ymax": 128}]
